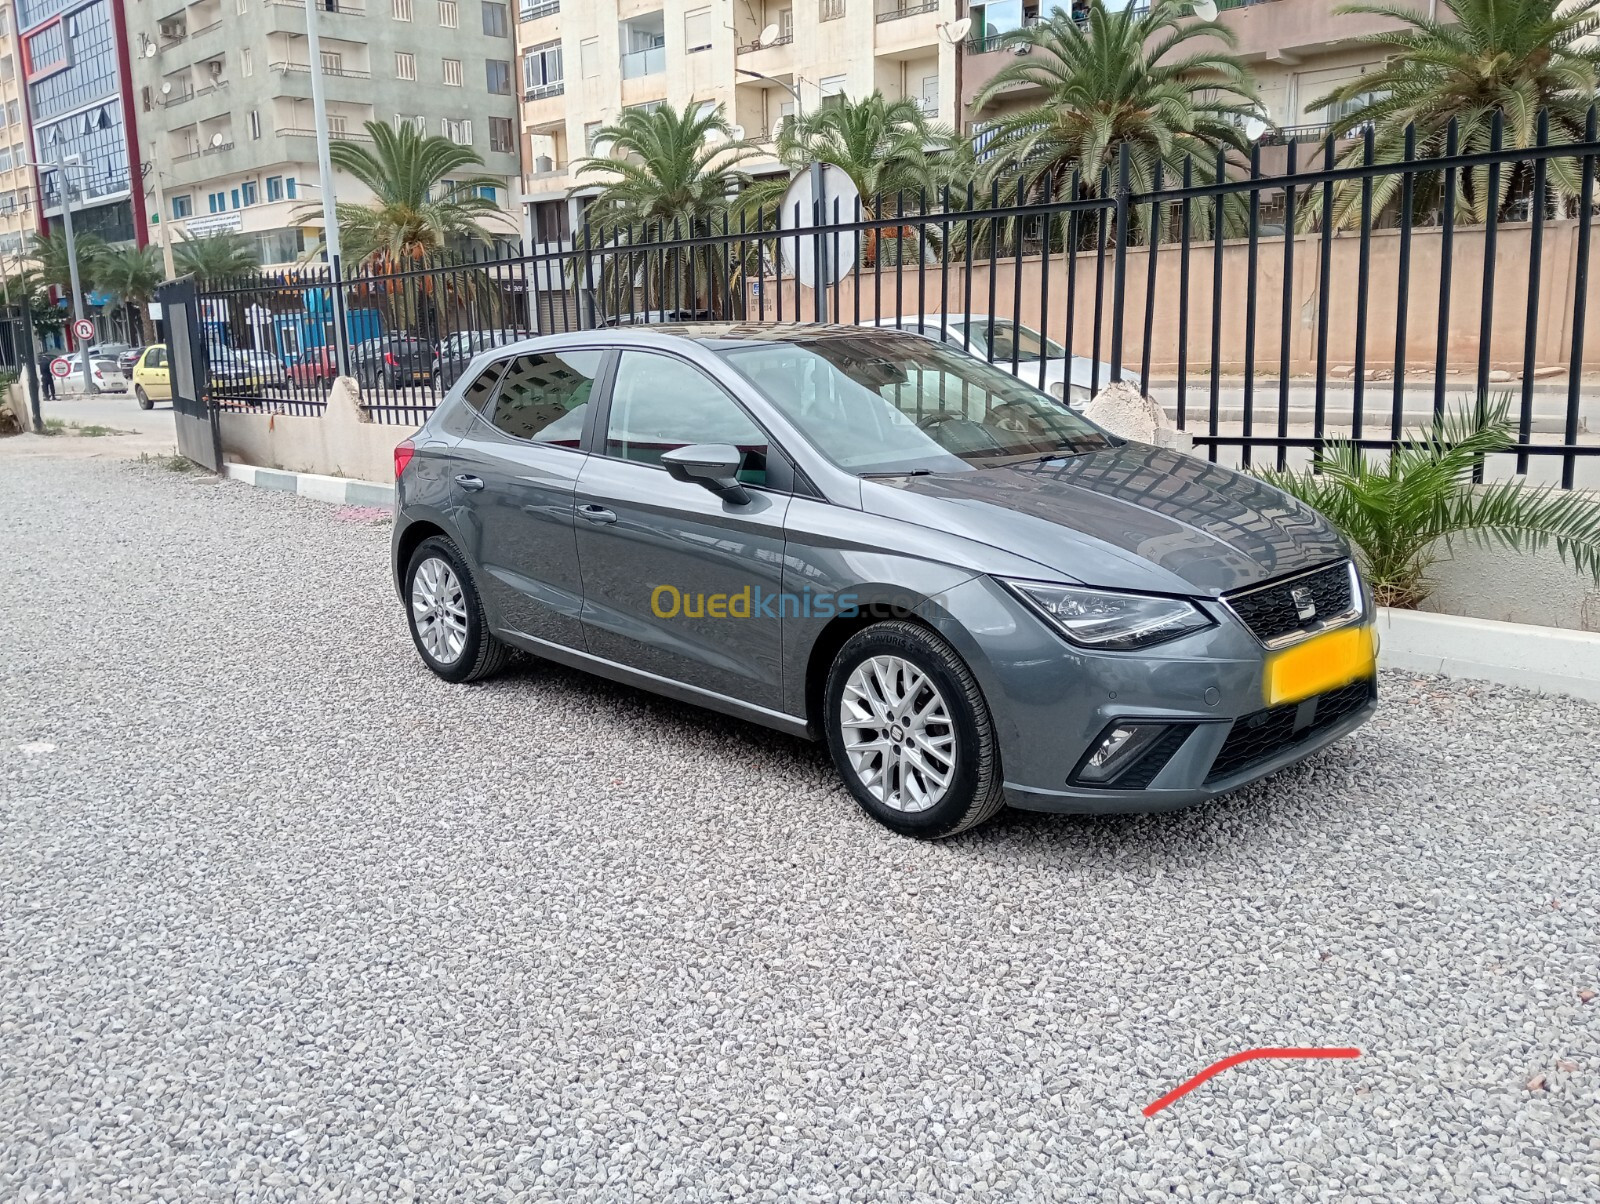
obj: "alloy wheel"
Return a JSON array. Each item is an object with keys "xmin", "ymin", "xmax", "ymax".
[
  {"xmin": 411, "ymin": 556, "xmax": 468, "ymax": 664},
  {"xmin": 839, "ymin": 655, "xmax": 956, "ymax": 813}
]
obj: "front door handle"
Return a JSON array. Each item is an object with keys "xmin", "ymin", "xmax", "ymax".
[
  {"xmin": 455, "ymin": 474, "xmax": 485, "ymax": 492},
  {"xmin": 578, "ymin": 504, "xmax": 617, "ymax": 524}
]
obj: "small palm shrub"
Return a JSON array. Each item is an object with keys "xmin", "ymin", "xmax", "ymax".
[{"xmin": 1256, "ymin": 398, "xmax": 1600, "ymax": 609}]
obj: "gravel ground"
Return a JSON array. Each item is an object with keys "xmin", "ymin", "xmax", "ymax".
[{"xmin": 2, "ymin": 456, "xmax": 1598, "ymax": 1203}]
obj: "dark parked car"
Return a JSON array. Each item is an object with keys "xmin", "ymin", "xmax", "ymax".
[
  {"xmin": 353, "ymin": 335, "xmax": 434, "ymax": 389},
  {"xmin": 392, "ymin": 325, "xmax": 1377, "ymax": 839}
]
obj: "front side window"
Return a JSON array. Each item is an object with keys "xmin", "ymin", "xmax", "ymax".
[
  {"xmin": 721, "ymin": 334, "xmax": 1110, "ymax": 476},
  {"xmin": 604, "ymin": 352, "xmax": 768, "ymax": 485},
  {"xmin": 955, "ymin": 319, "xmax": 1065, "ymax": 365},
  {"xmin": 485, "ymin": 350, "xmax": 602, "ymax": 446}
]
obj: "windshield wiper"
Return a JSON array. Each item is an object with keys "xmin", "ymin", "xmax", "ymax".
[{"xmin": 860, "ymin": 468, "xmax": 935, "ymax": 478}]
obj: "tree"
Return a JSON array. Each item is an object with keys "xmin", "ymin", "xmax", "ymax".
[
  {"xmin": 304, "ymin": 120, "xmax": 512, "ymax": 270},
  {"xmin": 91, "ymin": 245, "xmax": 163, "ymax": 343},
  {"xmin": 1256, "ymin": 398, "xmax": 1600, "ymax": 608},
  {"xmin": 776, "ymin": 92, "xmax": 968, "ymax": 266},
  {"xmin": 1307, "ymin": 0, "xmax": 1600, "ymax": 226},
  {"xmin": 27, "ymin": 228, "xmax": 108, "ymax": 296},
  {"xmin": 970, "ymin": 1, "xmax": 1258, "ymax": 211},
  {"xmin": 574, "ymin": 102, "xmax": 771, "ymax": 316},
  {"xmin": 174, "ymin": 232, "xmax": 262, "ymax": 286}
]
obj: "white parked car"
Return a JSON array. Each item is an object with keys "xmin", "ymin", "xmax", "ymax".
[
  {"xmin": 864, "ymin": 314, "xmax": 1125, "ymax": 407},
  {"xmin": 51, "ymin": 354, "xmax": 128, "ymax": 394}
]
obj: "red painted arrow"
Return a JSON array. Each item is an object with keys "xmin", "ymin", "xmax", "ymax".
[{"xmin": 1144, "ymin": 1047, "xmax": 1362, "ymax": 1117}]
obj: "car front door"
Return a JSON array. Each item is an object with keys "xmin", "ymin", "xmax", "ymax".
[
  {"xmin": 142, "ymin": 347, "xmax": 172, "ymax": 399},
  {"xmin": 573, "ymin": 349, "xmax": 791, "ymax": 712},
  {"xmin": 448, "ymin": 348, "xmax": 606, "ymax": 652}
]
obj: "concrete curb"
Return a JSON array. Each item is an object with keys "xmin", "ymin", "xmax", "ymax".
[
  {"xmin": 225, "ymin": 462, "xmax": 394, "ymax": 507},
  {"xmin": 1378, "ymin": 608, "xmax": 1600, "ymax": 703}
]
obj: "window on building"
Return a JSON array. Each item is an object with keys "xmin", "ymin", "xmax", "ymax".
[
  {"xmin": 438, "ymin": 0, "xmax": 457, "ymax": 27},
  {"xmin": 172, "ymin": 194, "xmax": 193, "ymax": 218},
  {"xmin": 519, "ymin": 0, "xmax": 558, "ymax": 19},
  {"xmin": 443, "ymin": 57, "xmax": 462, "ymax": 85},
  {"xmin": 442, "ymin": 117, "xmax": 472, "ymax": 145},
  {"xmin": 482, "ymin": 1, "xmax": 508, "ymax": 36},
  {"xmin": 242, "ymin": 48, "xmax": 253, "ymax": 76},
  {"xmin": 265, "ymin": 176, "xmax": 283, "ymax": 202},
  {"xmin": 230, "ymin": 188, "xmax": 241, "ymax": 209},
  {"xmin": 6, "ymin": 101, "xmax": 18, "ymax": 126},
  {"xmin": 237, "ymin": 0, "xmax": 247, "ymax": 12},
  {"xmin": 533, "ymin": 199, "xmax": 568, "ymax": 242},
  {"xmin": 523, "ymin": 40, "xmax": 561, "ymax": 94},
  {"xmin": 0, "ymin": 7, "xmax": 10, "ymax": 37},
  {"xmin": 486, "ymin": 59, "xmax": 511, "ymax": 94},
  {"xmin": 0, "ymin": 146, "xmax": 11, "ymax": 171},
  {"xmin": 579, "ymin": 37, "xmax": 599, "ymax": 79},
  {"xmin": 208, "ymin": 191, "xmax": 226, "ymax": 213},
  {"xmin": 821, "ymin": 0, "xmax": 844, "ymax": 20},
  {"xmin": 475, "ymin": 184, "xmax": 496, "ymax": 202},
  {"xmin": 583, "ymin": 120, "xmax": 601, "ymax": 153},
  {"xmin": 0, "ymin": 56, "xmax": 14, "ymax": 83},
  {"xmin": 328, "ymin": 114, "xmax": 348, "ymax": 135},
  {"xmin": 820, "ymin": 74, "xmax": 847, "ymax": 108},
  {"xmin": 684, "ymin": 6, "xmax": 711, "ymax": 52},
  {"xmin": 241, "ymin": 180, "xmax": 259, "ymax": 205},
  {"xmin": 395, "ymin": 51, "xmax": 415, "ymax": 80},
  {"xmin": 286, "ymin": 177, "xmax": 297, "ymax": 198},
  {"xmin": 249, "ymin": 110, "xmax": 261, "ymax": 139},
  {"xmin": 0, "ymin": 101, "xmax": 6, "ymax": 128},
  {"xmin": 392, "ymin": 0, "xmax": 412, "ymax": 19},
  {"xmin": 489, "ymin": 115, "xmax": 514, "ymax": 154}
]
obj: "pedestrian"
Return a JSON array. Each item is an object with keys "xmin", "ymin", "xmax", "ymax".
[{"xmin": 37, "ymin": 348, "xmax": 56, "ymax": 400}]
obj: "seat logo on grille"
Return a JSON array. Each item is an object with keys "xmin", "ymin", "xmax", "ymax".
[{"xmin": 1290, "ymin": 586, "xmax": 1317, "ymax": 621}]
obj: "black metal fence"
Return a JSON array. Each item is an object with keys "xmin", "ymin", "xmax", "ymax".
[{"xmin": 196, "ymin": 113, "xmax": 1600, "ymax": 489}]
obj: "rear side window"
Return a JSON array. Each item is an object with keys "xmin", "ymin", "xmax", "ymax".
[
  {"xmin": 462, "ymin": 361, "xmax": 505, "ymax": 411},
  {"xmin": 486, "ymin": 350, "xmax": 603, "ymax": 447}
]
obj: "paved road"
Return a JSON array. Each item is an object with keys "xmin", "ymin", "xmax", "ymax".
[{"xmin": 2, "ymin": 457, "xmax": 1598, "ymax": 1202}]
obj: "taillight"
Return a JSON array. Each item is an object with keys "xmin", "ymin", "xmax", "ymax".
[
  {"xmin": 384, "ymin": 351, "xmax": 397, "ymax": 366},
  {"xmin": 394, "ymin": 439, "xmax": 416, "ymax": 479}
]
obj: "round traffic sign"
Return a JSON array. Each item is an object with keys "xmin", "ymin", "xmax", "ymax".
[
  {"xmin": 72, "ymin": 318, "xmax": 95, "ymax": 341},
  {"xmin": 50, "ymin": 357, "xmax": 72, "ymax": 378}
]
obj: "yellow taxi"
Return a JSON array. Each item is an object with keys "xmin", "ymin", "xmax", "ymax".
[{"xmin": 132, "ymin": 345, "xmax": 171, "ymax": 410}]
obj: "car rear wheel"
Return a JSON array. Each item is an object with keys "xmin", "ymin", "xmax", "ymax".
[
  {"xmin": 135, "ymin": 386, "xmax": 153, "ymax": 410},
  {"xmin": 404, "ymin": 536, "xmax": 511, "ymax": 683},
  {"xmin": 824, "ymin": 621, "xmax": 1006, "ymax": 839}
]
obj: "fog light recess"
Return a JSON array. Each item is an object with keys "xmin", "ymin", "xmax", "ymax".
[{"xmin": 1071, "ymin": 722, "xmax": 1192, "ymax": 788}]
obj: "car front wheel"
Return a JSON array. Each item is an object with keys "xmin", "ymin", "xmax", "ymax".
[
  {"xmin": 404, "ymin": 536, "xmax": 511, "ymax": 683},
  {"xmin": 824, "ymin": 620, "xmax": 1006, "ymax": 839}
]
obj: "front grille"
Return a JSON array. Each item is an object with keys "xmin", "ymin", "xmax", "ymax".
[
  {"xmin": 1205, "ymin": 678, "xmax": 1375, "ymax": 785},
  {"xmin": 1226, "ymin": 562, "xmax": 1358, "ymax": 646}
]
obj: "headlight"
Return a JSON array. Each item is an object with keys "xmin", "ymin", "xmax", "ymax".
[{"xmin": 1002, "ymin": 580, "xmax": 1213, "ymax": 650}]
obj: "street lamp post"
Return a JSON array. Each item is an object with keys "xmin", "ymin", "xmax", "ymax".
[
  {"xmin": 735, "ymin": 66, "xmax": 829, "ymax": 322},
  {"xmin": 304, "ymin": 0, "xmax": 351, "ymax": 378}
]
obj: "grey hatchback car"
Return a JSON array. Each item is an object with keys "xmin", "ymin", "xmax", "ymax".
[{"xmin": 393, "ymin": 324, "xmax": 1378, "ymax": 838}]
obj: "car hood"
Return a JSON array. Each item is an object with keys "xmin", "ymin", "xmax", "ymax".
[{"xmin": 862, "ymin": 442, "xmax": 1349, "ymax": 595}]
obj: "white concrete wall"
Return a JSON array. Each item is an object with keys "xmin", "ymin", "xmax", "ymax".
[
  {"xmin": 1422, "ymin": 539, "xmax": 1600, "ymax": 632},
  {"xmin": 217, "ymin": 377, "xmax": 401, "ymax": 485}
]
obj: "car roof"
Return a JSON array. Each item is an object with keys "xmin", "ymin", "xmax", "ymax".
[{"xmin": 499, "ymin": 322, "xmax": 936, "ymax": 354}]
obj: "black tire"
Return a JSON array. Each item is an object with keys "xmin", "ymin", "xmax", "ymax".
[
  {"xmin": 824, "ymin": 620, "xmax": 1006, "ymax": 839},
  {"xmin": 403, "ymin": 536, "xmax": 511, "ymax": 684},
  {"xmin": 135, "ymin": 386, "xmax": 153, "ymax": 410}
]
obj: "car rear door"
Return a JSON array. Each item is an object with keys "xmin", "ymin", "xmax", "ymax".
[
  {"xmin": 571, "ymin": 349, "xmax": 791, "ymax": 711},
  {"xmin": 447, "ymin": 347, "xmax": 607, "ymax": 652}
]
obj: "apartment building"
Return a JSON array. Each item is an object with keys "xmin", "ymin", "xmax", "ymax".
[
  {"xmin": 0, "ymin": 4, "xmax": 33, "ymax": 265},
  {"xmin": 14, "ymin": 0, "xmax": 144, "ymax": 245},
  {"xmin": 131, "ymin": 0, "xmax": 525, "ymax": 267},
  {"xmin": 962, "ymin": 1, "xmax": 1442, "ymax": 151},
  {"xmin": 516, "ymin": 0, "xmax": 961, "ymax": 249}
]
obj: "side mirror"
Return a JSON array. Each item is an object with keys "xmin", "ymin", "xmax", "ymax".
[{"xmin": 661, "ymin": 443, "xmax": 750, "ymax": 505}]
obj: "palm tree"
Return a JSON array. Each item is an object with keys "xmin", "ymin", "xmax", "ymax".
[
  {"xmin": 574, "ymin": 102, "xmax": 770, "ymax": 317},
  {"xmin": 970, "ymin": 1, "xmax": 1258, "ymax": 217},
  {"xmin": 91, "ymin": 244, "xmax": 164, "ymax": 343},
  {"xmin": 302, "ymin": 120, "xmax": 511, "ymax": 270},
  {"xmin": 27, "ymin": 228, "xmax": 108, "ymax": 295},
  {"xmin": 1256, "ymin": 398, "xmax": 1600, "ymax": 608},
  {"xmin": 174, "ymin": 232, "xmax": 262, "ymax": 286},
  {"xmin": 1307, "ymin": 0, "xmax": 1600, "ymax": 227}
]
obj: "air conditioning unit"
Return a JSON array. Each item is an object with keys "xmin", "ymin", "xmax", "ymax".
[
  {"xmin": 160, "ymin": 21, "xmax": 183, "ymax": 39},
  {"xmin": 208, "ymin": 61, "xmax": 223, "ymax": 79},
  {"xmin": 533, "ymin": 155, "xmax": 553, "ymax": 172},
  {"xmin": 1012, "ymin": 43, "xmax": 1031, "ymax": 55}
]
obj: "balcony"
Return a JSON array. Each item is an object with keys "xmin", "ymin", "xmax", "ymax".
[
  {"xmin": 269, "ymin": 60, "xmax": 373, "ymax": 79},
  {"xmin": 875, "ymin": 0, "xmax": 936, "ymax": 20},
  {"xmin": 620, "ymin": 46, "xmax": 665, "ymax": 79},
  {"xmin": 519, "ymin": 0, "xmax": 558, "ymax": 18},
  {"xmin": 264, "ymin": 0, "xmax": 366, "ymax": 12},
  {"xmin": 524, "ymin": 80, "xmax": 564, "ymax": 101},
  {"xmin": 277, "ymin": 126, "xmax": 375, "ymax": 143}
]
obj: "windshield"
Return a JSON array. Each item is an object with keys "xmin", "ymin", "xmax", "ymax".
[
  {"xmin": 720, "ymin": 334, "xmax": 1111, "ymax": 476},
  {"xmin": 955, "ymin": 320, "xmax": 1065, "ymax": 366}
]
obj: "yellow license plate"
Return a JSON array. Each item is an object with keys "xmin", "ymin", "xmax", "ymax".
[{"xmin": 1263, "ymin": 625, "xmax": 1376, "ymax": 706}]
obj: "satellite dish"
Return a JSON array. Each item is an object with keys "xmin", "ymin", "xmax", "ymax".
[
  {"xmin": 160, "ymin": 81, "xmax": 172, "ymax": 94},
  {"xmin": 940, "ymin": 17, "xmax": 972, "ymax": 44},
  {"xmin": 1244, "ymin": 115, "xmax": 1267, "ymax": 142},
  {"xmin": 144, "ymin": 43, "xmax": 157, "ymax": 58},
  {"xmin": 210, "ymin": 132, "xmax": 225, "ymax": 147},
  {"xmin": 1193, "ymin": 0, "xmax": 1218, "ymax": 18},
  {"xmin": 729, "ymin": 124, "xmax": 746, "ymax": 141},
  {"xmin": 778, "ymin": 165, "xmax": 861, "ymax": 289},
  {"xmin": 758, "ymin": 22, "xmax": 778, "ymax": 45}
]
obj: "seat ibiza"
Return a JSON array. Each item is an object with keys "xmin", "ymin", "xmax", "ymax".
[{"xmin": 393, "ymin": 325, "xmax": 1377, "ymax": 839}]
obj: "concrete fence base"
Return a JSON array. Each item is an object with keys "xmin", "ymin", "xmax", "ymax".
[{"xmin": 217, "ymin": 377, "xmax": 401, "ymax": 485}]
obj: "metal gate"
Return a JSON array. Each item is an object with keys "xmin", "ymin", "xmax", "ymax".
[{"xmin": 157, "ymin": 276, "xmax": 223, "ymax": 472}]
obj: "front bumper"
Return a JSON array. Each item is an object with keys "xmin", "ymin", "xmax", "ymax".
[{"xmin": 923, "ymin": 575, "xmax": 1379, "ymax": 816}]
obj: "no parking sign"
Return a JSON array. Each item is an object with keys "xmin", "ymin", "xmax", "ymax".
[{"xmin": 50, "ymin": 357, "xmax": 71, "ymax": 378}]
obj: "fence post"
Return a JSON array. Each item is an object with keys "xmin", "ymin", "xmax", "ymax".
[
  {"xmin": 20, "ymin": 297, "xmax": 41, "ymax": 431},
  {"xmin": 1109, "ymin": 142, "xmax": 1131, "ymax": 384},
  {"xmin": 330, "ymin": 253, "xmax": 352, "ymax": 379}
]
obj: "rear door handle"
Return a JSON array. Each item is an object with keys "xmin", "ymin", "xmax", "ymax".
[
  {"xmin": 455, "ymin": 474, "xmax": 485, "ymax": 491},
  {"xmin": 578, "ymin": 504, "xmax": 617, "ymax": 524}
]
